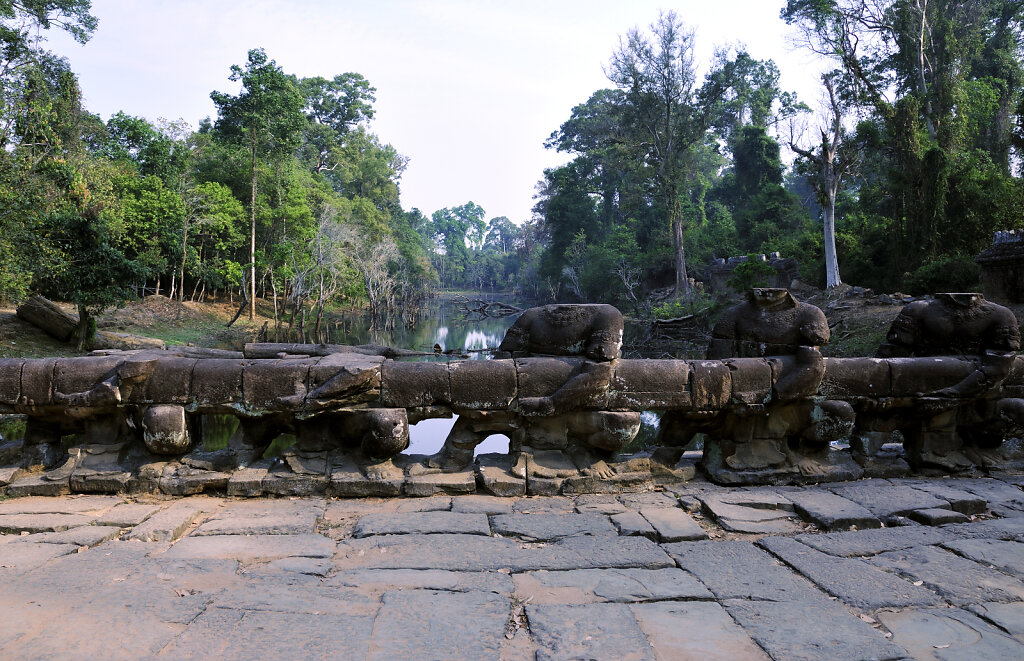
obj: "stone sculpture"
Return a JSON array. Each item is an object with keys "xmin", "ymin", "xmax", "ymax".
[
  {"xmin": 1, "ymin": 292, "xmax": 1023, "ymax": 497},
  {"xmin": 864, "ymin": 293, "xmax": 1024, "ymax": 470},
  {"xmin": 427, "ymin": 304, "xmax": 639, "ymax": 482},
  {"xmin": 656, "ymin": 289, "xmax": 857, "ymax": 484}
]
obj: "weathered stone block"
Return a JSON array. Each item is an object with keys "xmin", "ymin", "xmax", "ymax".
[
  {"xmin": 403, "ymin": 471, "xmax": 476, "ymax": 497},
  {"xmin": 306, "ymin": 352, "xmax": 383, "ymax": 404},
  {"xmin": 20, "ymin": 358, "xmax": 55, "ymax": 406},
  {"xmin": 449, "ymin": 359, "xmax": 516, "ymax": 409},
  {"xmin": 690, "ymin": 360, "xmax": 731, "ymax": 410},
  {"xmin": 889, "ymin": 356, "xmax": 975, "ymax": 396},
  {"xmin": 820, "ymin": 357, "xmax": 891, "ymax": 399},
  {"xmin": 242, "ymin": 359, "xmax": 314, "ymax": 409},
  {"xmin": 191, "ymin": 358, "xmax": 244, "ymax": 406},
  {"xmin": 0, "ymin": 358, "xmax": 24, "ymax": 404},
  {"xmin": 380, "ymin": 361, "xmax": 450, "ymax": 407},
  {"xmin": 475, "ymin": 453, "xmax": 525, "ymax": 497},
  {"xmin": 725, "ymin": 358, "xmax": 773, "ymax": 405},
  {"xmin": 53, "ymin": 356, "xmax": 120, "ymax": 396},
  {"xmin": 515, "ymin": 357, "xmax": 581, "ymax": 397},
  {"xmin": 609, "ymin": 359, "xmax": 691, "ymax": 410},
  {"xmin": 134, "ymin": 356, "xmax": 197, "ymax": 404}
]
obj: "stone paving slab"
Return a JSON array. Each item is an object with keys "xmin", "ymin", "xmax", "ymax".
[
  {"xmin": 0, "ymin": 542, "xmax": 238, "ymax": 659},
  {"xmin": 126, "ymin": 501, "xmax": 212, "ymax": 542},
  {"xmin": 942, "ymin": 538, "xmax": 1024, "ymax": 577},
  {"xmin": 490, "ymin": 513, "xmax": 616, "ymax": 540},
  {"xmin": 368, "ymin": 590, "xmax": 507, "ymax": 661},
  {"xmin": 948, "ymin": 478, "xmax": 1024, "ymax": 512},
  {"xmin": 193, "ymin": 510, "xmax": 322, "ymax": 536},
  {"xmin": 328, "ymin": 568, "xmax": 513, "ymax": 595},
  {"xmin": 909, "ymin": 507, "xmax": 970, "ymax": 525},
  {"xmin": 876, "ymin": 607, "xmax": 1024, "ymax": 660},
  {"xmin": 157, "ymin": 608, "xmax": 375, "ymax": 660},
  {"xmin": 450, "ymin": 494, "xmax": 514, "ymax": 515},
  {"xmin": 161, "ymin": 533, "xmax": 336, "ymax": 562},
  {"xmin": 575, "ymin": 494, "xmax": 629, "ymax": 514},
  {"xmin": 0, "ymin": 495, "xmax": 123, "ymax": 515},
  {"xmin": 394, "ymin": 496, "xmax": 451, "ymax": 512},
  {"xmin": 967, "ymin": 602, "xmax": 1024, "ymax": 642},
  {"xmin": 32, "ymin": 525, "xmax": 122, "ymax": 546},
  {"xmin": 529, "ymin": 603, "xmax": 656, "ymax": 661},
  {"xmin": 783, "ymin": 490, "xmax": 882, "ymax": 531},
  {"xmin": 722, "ymin": 598, "xmax": 909, "ymax": 661},
  {"xmin": 210, "ymin": 575, "xmax": 378, "ymax": 616},
  {"xmin": 617, "ymin": 492, "xmax": 680, "ymax": 510},
  {"xmin": 94, "ymin": 502, "xmax": 164, "ymax": 527},
  {"xmin": 610, "ymin": 511, "xmax": 657, "ymax": 539},
  {"xmin": 352, "ymin": 511, "xmax": 491, "ymax": 537},
  {"xmin": 0, "ymin": 513, "xmax": 96, "ymax": 533},
  {"xmin": 758, "ymin": 535, "xmax": 945, "ymax": 610},
  {"xmin": 512, "ymin": 495, "xmax": 575, "ymax": 514},
  {"xmin": 869, "ymin": 544, "xmax": 1024, "ymax": 605},
  {"xmin": 639, "ymin": 507, "xmax": 708, "ymax": 542},
  {"xmin": 943, "ymin": 516, "xmax": 1024, "ymax": 541},
  {"xmin": 0, "ymin": 541, "xmax": 78, "ymax": 571},
  {"xmin": 897, "ymin": 479, "xmax": 988, "ymax": 514},
  {"xmin": 335, "ymin": 533, "xmax": 674, "ymax": 572},
  {"xmin": 830, "ymin": 479, "xmax": 951, "ymax": 520},
  {"xmin": 630, "ymin": 601, "xmax": 770, "ymax": 661},
  {"xmin": 796, "ymin": 525, "xmax": 957, "ymax": 557},
  {"xmin": 513, "ymin": 568, "xmax": 712, "ymax": 604},
  {"xmin": 664, "ymin": 540, "xmax": 825, "ymax": 602}
]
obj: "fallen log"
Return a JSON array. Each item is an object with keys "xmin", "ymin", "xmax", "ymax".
[
  {"xmin": 15, "ymin": 296, "xmax": 77, "ymax": 342},
  {"xmin": 243, "ymin": 342, "xmax": 424, "ymax": 359}
]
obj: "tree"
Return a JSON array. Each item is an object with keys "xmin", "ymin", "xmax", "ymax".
[
  {"xmin": 607, "ymin": 11, "xmax": 718, "ymax": 297},
  {"xmin": 211, "ymin": 48, "xmax": 306, "ymax": 320},
  {"xmin": 296, "ymin": 73, "xmax": 376, "ymax": 174},
  {"xmin": 790, "ymin": 75, "xmax": 858, "ymax": 288},
  {"xmin": 484, "ymin": 216, "xmax": 516, "ymax": 254}
]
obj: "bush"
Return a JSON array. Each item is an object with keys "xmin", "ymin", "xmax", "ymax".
[
  {"xmin": 904, "ymin": 254, "xmax": 980, "ymax": 295},
  {"xmin": 726, "ymin": 255, "xmax": 777, "ymax": 291}
]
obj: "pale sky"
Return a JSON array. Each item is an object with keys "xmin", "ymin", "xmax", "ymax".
[{"xmin": 45, "ymin": 0, "xmax": 828, "ymax": 223}]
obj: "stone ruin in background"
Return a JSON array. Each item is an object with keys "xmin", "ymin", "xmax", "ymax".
[
  {"xmin": 703, "ymin": 252, "xmax": 801, "ymax": 293},
  {"xmin": 977, "ymin": 229, "xmax": 1024, "ymax": 305},
  {"xmin": 0, "ymin": 294, "xmax": 1022, "ymax": 498}
]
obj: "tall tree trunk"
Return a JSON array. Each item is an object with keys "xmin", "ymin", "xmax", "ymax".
[
  {"xmin": 823, "ymin": 185, "xmax": 842, "ymax": 288},
  {"xmin": 249, "ymin": 140, "xmax": 257, "ymax": 321},
  {"xmin": 75, "ymin": 305, "xmax": 92, "ymax": 352},
  {"xmin": 669, "ymin": 195, "xmax": 690, "ymax": 298}
]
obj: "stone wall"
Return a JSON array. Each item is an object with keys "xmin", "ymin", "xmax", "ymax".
[
  {"xmin": 703, "ymin": 253, "xmax": 801, "ymax": 293},
  {"xmin": 977, "ymin": 230, "xmax": 1024, "ymax": 304}
]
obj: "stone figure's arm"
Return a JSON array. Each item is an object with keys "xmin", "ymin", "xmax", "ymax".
[
  {"xmin": 498, "ymin": 313, "xmax": 532, "ymax": 353},
  {"xmin": 707, "ymin": 308, "xmax": 740, "ymax": 359},
  {"xmin": 877, "ymin": 303, "xmax": 925, "ymax": 357},
  {"xmin": 584, "ymin": 329, "xmax": 622, "ymax": 362},
  {"xmin": 797, "ymin": 307, "xmax": 830, "ymax": 347},
  {"xmin": 519, "ymin": 362, "xmax": 612, "ymax": 416}
]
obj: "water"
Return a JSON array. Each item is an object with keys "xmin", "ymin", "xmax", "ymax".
[{"xmin": 204, "ymin": 297, "xmax": 522, "ymax": 458}]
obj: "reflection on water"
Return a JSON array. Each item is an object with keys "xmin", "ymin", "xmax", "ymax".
[
  {"xmin": 199, "ymin": 298, "xmax": 523, "ymax": 457},
  {"xmin": 305, "ymin": 297, "xmax": 518, "ymax": 359}
]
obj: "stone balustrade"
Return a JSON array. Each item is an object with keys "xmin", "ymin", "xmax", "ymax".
[{"xmin": 0, "ymin": 346, "xmax": 1021, "ymax": 498}]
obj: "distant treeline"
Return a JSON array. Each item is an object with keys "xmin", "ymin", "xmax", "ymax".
[{"xmin": 2, "ymin": 2, "xmax": 1023, "ymax": 338}]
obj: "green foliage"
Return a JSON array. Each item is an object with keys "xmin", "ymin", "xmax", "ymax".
[
  {"xmin": 726, "ymin": 256, "xmax": 777, "ymax": 291},
  {"xmin": 652, "ymin": 290, "xmax": 715, "ymax": 319},
  {"xmin": 904, "ymin": 254, "xmax": 981, "ymax": 295}
]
